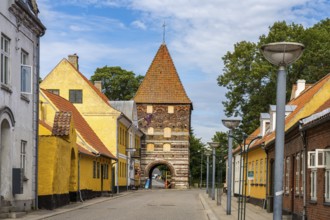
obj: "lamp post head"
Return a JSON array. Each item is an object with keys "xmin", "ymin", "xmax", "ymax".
[
  {"xmin": 208, "ymin": 142, "xmax": 220, "ymax": 149},
  {"xmin": 222, "ymin": 118, "xmax": 241, "ymax": 130},
  {"xmin": 261, "ymin": 42, "xmax": 304, "ymax": 67},
  {"xmin": 204, "ymin": 150, "xmax": 211, "ymax": 157}
]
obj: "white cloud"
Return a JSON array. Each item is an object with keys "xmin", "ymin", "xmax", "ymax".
[
  {"xmin": 131, "ymin": 20, "xmax": 147, "ymax": 30},
  {"xmin": 38, "ymin": 0, "xmax": 330, "ymax": 143}
]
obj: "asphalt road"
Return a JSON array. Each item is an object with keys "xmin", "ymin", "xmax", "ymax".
[{"xmin": 46, "ymin": 189, "xmax": 208, "ymax": 220}]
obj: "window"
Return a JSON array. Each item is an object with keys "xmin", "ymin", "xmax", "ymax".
[
  {"xmin": 301, "ymin": 153, "xmax": 304, "ymax": 194},
  {"xmin": 164, "ymin": 127, "xmax": 171, "ymax": 138},
  {"xmin": 20, "ymin": 141, "xmax": 27, "ymax": 176},
  {"xmin": 310, "ymin": 169, "xmax": 317, "ymax": 201},
  {"xmin": 286, "ymin": 157, "xmax": 290, "ymax": 194},
  {"xmin": 146, "ymin": 144, "xmax": 154, "ymax": 152},
  {"xmin": 93, "ymin": 161, "xmax": 96, "ymax": 178},
  {"xmin": 255, "ymin": 160, "xmax": 258, "ymax": 184},
  {"xmin": 47, "ymin": 89, "xmax": 60, "ymax": 95},
  {"xmin": 21, "ymin": 50, "xmax": 28, "ymax": 65},
  {"xmin": 325, "ymin": 169, "xmax": 330, "ymax": 202},
  {"xmin": 21, "ymin": 64, "xmax": 32, "ymax": 94},
  {"xmin": 147, "ymin": 105, "xmax": 153, "ymax": 113},
  {"xmin": 1, "ymin": 35, "xmax": 10, "ymax": 85},
  {"xmin": 97, "ymin": 162, "xmax": 100, "ymax": 179},
  {"xmin": 260, "ymin": 159, "xmax": 263, "ymax": 184},
  {"xmin": 147, "ymin": 127, "xmax": 154, "ymax": 135},
  {"xmin": 69, "ymin": 89, "xmax": 82, "ymax": 103},
  {"xmin": 168, "ymin": 106, "xmax": 174, "ymax": 113},
  {"xmin": 251, "ymin": 161, "xmax": 254, "ymax": 183},
  {"xmin": 296, "ymin": 153, "xmax": 300, "ymax": 195},
  {"xmin": 163, "ymin": 143, "xmax": 171, "ymax": 152}
]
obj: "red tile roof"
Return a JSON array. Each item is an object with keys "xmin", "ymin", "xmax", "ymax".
[
  {"xmin": 39, "ymin": 119, "xmax": 52, "ymax": 133},
  {"xmin": 248, "ymin": 73, "xmax": 330, "ymax": 149},
  {"xmin": 41, "ymin": 89, "xmax": 116, "ymax": 160},
  {"xmin": 134, "ymin": 44, "xmax": 192, "ymax": 104},
  {"xmin": 52, "ymin": 111, "xmax": 72, "ymax": 136}
]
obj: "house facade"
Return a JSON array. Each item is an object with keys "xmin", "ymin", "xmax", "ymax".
[
  {"xmin": 40, "ymin": 55, "xmax": 140, "ymax": 192},
  {"xmin": 0, "ymin": 0, "xmax": 45, "ymax": 214},
  {"xmin": 38, "ymin": 112, "xmax": 78, "ymax": 210},
  {"xmin": 134, "ymin": 43, "xmax": 192, "ymax": 189},
  {"xmin": 39, "ymin": 89, "xmax": 117, "ymax": 205}
]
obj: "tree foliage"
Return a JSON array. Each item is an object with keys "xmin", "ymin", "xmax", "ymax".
[
  {"xmin": 218, "ymin": 19, "xmax": 330, "ymax": 134},
  {"xmin": 90, "ymin": 66, "xmax": 144, "ymax": 100},
  {"xmin": 189, "ymin": 130, "xmax": 205, "ymax": 185}
]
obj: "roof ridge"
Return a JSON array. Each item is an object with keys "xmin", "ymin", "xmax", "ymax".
[{"xmin": 64, "ymin": 59, "xmax": 112, "ymax": 107}]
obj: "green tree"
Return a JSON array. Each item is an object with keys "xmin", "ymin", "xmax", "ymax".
[
  {"xmin": 189, "ymin": 130, "xmax": 205, "ymax": 186},
  {"xmin": 90, "ymin": 66, "xmax": 144, "ymax": 100},
  {"xmin": 218, "ymin": 19, "xmax": 330, "ymax": 134}
]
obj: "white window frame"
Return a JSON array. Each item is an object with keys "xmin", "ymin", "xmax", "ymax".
[
  {"xmin": 286, "ymin": 157, "xmax": 290, "ymax": 194},
  {"xmin": 21, "ymin": 65, "xmax": 32, "ymax": 94},
  {"xmin": 308, "ymin": 151, "xmax": 316, "ymax": 169},
  {"xmin": 325, "ymin": 169, "xmax": 330, "ymax": 202},
  {"xmin": 1, "ymin": 34, "xmax": 10, "ymax": 85},
  {"xmin": 301, "ymin": 153, "xmax": 304, "ymax": 194},
  {"xmin": 296, "ymin": 153, "xmax": 300, "ymax": 195},
  {"xmin": 310, "ymin": 169, "xmax": 317, "ymax": 201},
  {"xmin": 20, "ymin": 140, "xmax": 27, "ymax": 176}
]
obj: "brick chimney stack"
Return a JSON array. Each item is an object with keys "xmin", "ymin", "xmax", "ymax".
[
  {"xmin": 68, "ymin": 54, "xmax": 79, "ymax": 70},
  {"xmin": 295, "ymin": 79, "xmax": 306, "ymax": 98},
  {"xmin": 94, "ymin": 81, "xmax": 102, "ymax": 92}
]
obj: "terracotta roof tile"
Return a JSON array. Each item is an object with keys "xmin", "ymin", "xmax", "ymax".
[
  {"xmin": 134, "ymin": 44, "xmax": 192, "ymax": 104},
  {"xmin": 41, "ymin": 89, "xmax": 116, "ymax": 160},
  {"xmin": 52, "ymin": 111, "xmax": 72, "ymax": 136},
  {"xmin": 249, "ymin": 73, "xmax": 330, "ymax": 148}
]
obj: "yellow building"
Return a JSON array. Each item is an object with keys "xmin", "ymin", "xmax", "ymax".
[
  {"xmin": 38, "ymin": 113, "xmax": 78, "ymax": 210},
  {"xmin": 39, "ymin": 89, "xmax": 117, "ymax": 204},
  {"xmin": 40, "ymin": 54, "xmax": 139, "ymax": 192}
]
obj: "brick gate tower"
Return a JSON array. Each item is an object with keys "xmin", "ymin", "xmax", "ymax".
[{"xmin": 134, "ymin": 43, "xmax": 192, "ymax": 189}]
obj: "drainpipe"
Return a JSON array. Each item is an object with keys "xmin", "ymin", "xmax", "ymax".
[
  {"xmin": 116, "ymin": 117, "xmax": 120, "ymax": 194},
  {"xmin": 299, "ymin": 121, "xmax": 307, "ymax": 220},
  {"xmin": 34, "ymin": 35, "xmax": 42, "ymax": 210}
]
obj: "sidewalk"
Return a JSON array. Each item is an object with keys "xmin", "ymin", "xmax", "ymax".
[
  {"xmin": 10, "ymin": 191, "xmax": 134, "ymax": 220},
  {"xmin": 199, "ymin": 189, "xmax": 273, "ymax": 220}
]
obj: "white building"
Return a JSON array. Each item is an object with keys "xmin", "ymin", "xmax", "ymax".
[{"xmin": 0, "ymin": 0, "xmax": 45, "ymax": 214}]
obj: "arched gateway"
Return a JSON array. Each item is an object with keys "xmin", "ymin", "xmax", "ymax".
[{"xmin": 134, "ymin": 43, "xmax": 192, "ymax": 189}]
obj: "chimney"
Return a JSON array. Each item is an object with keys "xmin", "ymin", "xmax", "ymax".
[
  {"xmin": 94, "ymin": 81, "xmax": 102, "ymax": 92},
  {"xmin": 68, "ymin": 54, "xmax": 79, "ymax": 70},
  {"xmin": 295, "ymin": 79, "xmax": 306, "ymax": 98}
]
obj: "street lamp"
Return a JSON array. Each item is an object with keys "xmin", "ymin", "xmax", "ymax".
[
  {"xmin": 261, "ymin": 42, "xmax": 304, "ymax": 220},
  {"xmin": 222, "ymin": 118, "xmax": 241, "ymax": 215},
  {"xmin": 205, "ymin": 150, "xmax": 211, "ymax": 195},
  {"xmin": 208, "ymin": 142, "xmax": 220, "ymax": 200},
  {"xmin": 198, "ymin": 149, "xmax": 203, "ymax": 189}
]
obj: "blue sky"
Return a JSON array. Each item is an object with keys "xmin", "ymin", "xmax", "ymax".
[{"xmin": 38, "ymin": 0, "xmax": 330, "ymax": 143}]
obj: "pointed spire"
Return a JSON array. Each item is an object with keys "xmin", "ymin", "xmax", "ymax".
[
  {"xmin": 162, "ymin": 21, "xmax": 166, "ymax": 44},
  {"xmin": 134, "ymin": 44, "xmax": 191, "ymax": 104}
]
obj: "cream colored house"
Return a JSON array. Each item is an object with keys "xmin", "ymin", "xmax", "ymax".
[{"xmin": 0, "ymin": 0, "xmax": 45, "ymax": 215}]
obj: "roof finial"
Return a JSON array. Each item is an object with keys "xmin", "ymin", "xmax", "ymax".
[{"xmin": 162, "ymin": 21, "xmax": 166, "ymax": 44}]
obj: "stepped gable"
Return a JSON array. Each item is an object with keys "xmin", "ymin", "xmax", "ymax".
[
  {"xmin": 134, "ymin": 44, "xmax": 191, "ymax": 104},
  {"xmin": 41, "ymin": 89, "xmax": 116, "ymax": 160}
]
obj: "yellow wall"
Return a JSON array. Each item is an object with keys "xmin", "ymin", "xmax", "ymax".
[
  {"xmin": 40, "ymin": 59, "xmax": 121, "ymax": 156},
  {"xmin": 79, "ymin": 154, "xmax": 112, "ymax": 191},
  {"xmin": 245, "ymin": 147, "xmax": 267, "ymax": 199},
  {"xmin": 38, "ymin": 136, "xmax": 78, "ymax": 196}
]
